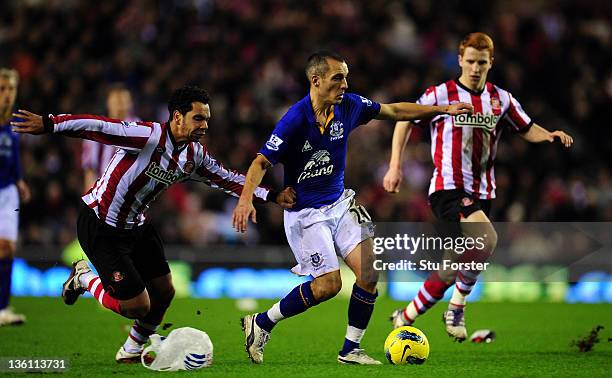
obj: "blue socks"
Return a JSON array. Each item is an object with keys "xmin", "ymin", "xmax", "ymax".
[
  {"xmin": 254, "ymin": 281, "xmax": 378, "ymax": 358},
  {"xmin": 255, "ymin": 282, "xmax": 319, "ymax": 333},
  {"xmin": 254, "ymin": 311, "xmax": 276, "ymax": 333},
  {"xmin": 0, "ymin": 258, "xmax": 13, "ymax": 310},
  {"xmin": 339, "ymin": 283, "xmax": 378, "ymax": 356}
]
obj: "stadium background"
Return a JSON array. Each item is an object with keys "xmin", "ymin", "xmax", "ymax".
[{"xmin": 1, "ymin": 0, "xmax": 611, "ymax": 303}]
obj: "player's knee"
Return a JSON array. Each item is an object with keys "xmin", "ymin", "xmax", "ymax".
[
  {"xmin": 0, "ymin": 240, "xmax": 16, "ymax": 259},
  {"xmin": 319, "ymin": 284, "xmax": 341, "ymax": 301},
  {"xmin": 327, "ymin": 278, "xmax": 342, "ymax": 298},
  {"xmin": 312, "ymin": 273, "xmax": 342, "ymax": 301}
]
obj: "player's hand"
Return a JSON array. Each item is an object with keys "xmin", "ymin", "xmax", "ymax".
[
  {"xmin": 549, "ymin": 130, "xmax": 573, "ymax": 148},
  {"xmin": 275, "ymin": 187, "xmax": 296, "ymax": 209},
  {"xmin": 232, "ymin": 199, "xmax": 256, "ymax": 233},
  {"xmin": 10, "ymin": 110, "xmax": 46, "ymax": 135},
  {"xmin": 16, "ymin": 180, "xmax": 31, "ymax": 203},
  {"xmin": 383, "ymin": 167, "xmax": 403, "ymax": 193},
  {"xmin": 445, "ymin": 102, "xmax": 473, "ymax": 116}
]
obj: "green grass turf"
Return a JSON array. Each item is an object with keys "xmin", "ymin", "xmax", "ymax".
[{"xmin": 0, "ymin": 297, "xmax": 610, "ymax": 377}]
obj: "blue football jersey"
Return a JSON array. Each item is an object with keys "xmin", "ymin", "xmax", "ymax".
[
  {"xmin": 259, "ymin": 93, "xmax": 381, "ymax": 211},
  {"xmin": 0, "ymin": 120, "xmax": 22, "ymax": 189}
]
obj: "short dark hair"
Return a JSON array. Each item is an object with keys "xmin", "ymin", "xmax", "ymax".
[
  {"xmin": 305, "ymin": 50, "xmax": 345, "ymax": 79},
  {"xmin": 167, "ymin": 85, "xmax": 210, "ymax": 122}
]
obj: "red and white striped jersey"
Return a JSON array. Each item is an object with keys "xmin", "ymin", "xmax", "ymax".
[
  {"xmin": 414, "ymin": 80, "xmax": 533, "ymax": 199},
  {"xmin": 50, "ymin": 114, "xmax": 270, "ymax": 229},
  {"xmin": 82, "ymin": 140, "xmax": 116, "ymax": 177},
  {"xmin": 81, "ymin": 117, "xmax": 138, "ymax": 177}
]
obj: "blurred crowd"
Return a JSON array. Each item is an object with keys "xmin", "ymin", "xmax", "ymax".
[{"xmin": 1, "ymin": 0, "xmax": 610, "ymax": 247}]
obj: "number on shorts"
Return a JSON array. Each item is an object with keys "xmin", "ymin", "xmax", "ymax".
[{"xmin": 349, "ymin": 200, "xmax": 372, "ymax": 224}]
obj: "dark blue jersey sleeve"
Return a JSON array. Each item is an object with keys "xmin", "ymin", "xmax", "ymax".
[
  {"xmin": 258, "ymin": 106, "xmax": 301, "ymax": 165},
  {"xmin": 345, "ymin": 93, "xmax": 381, "ymax": 129}
]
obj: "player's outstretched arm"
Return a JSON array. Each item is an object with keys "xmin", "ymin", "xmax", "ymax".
[
  {"xmin": 383, "ymin": 121, "xmax": 413, "ymax": 193},
  {"xmin": 376, "ymin": 102, "xmax": 473, "ymax": 122},
  {"xmin": 232, "ymin": 154, "xmax": 273, "ymax": 233},
  {"xmin": 11, "ymin": 110, "xmax": 151, "ymax": 151},
  {"xmin": 519, "ymin": 123, "xmax": 573, "ymax": 147},
  {"xmin": 193, "ymin": 150, "xmax": 295, "ymax": 209}
]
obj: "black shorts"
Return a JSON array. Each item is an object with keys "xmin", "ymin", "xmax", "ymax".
[
  {"xmin": 429, "ymin": 189, "xmax": 491, "ymax": 222},
  {"xmin": 76, "ymin": 203, "xmax": 170, "ymax": 300}
]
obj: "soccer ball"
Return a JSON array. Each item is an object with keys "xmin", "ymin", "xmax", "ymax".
[{"xmin": 384, "ymin": 326, "xmax": 430, "ymax": 365}]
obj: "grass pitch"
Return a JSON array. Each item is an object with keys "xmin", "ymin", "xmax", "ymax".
[{"xmin": 1, "ymin": 297, "xmax": 610, "ymax": 377}]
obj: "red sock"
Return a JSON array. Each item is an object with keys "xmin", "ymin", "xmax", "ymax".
[
  {"xmin": 88, "ymin": 277, "xmax": 122, "ymax": 314},
  {"xmin": 414, "ymin": 272, "xmax": 453, "ymax": 314}
]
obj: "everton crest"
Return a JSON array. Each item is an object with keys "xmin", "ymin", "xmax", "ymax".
[{"xmin": 310, "ymin": 252, "xmax": 323, "ymax": 268}]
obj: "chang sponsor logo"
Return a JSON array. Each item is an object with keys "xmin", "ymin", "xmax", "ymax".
[
  {"xmin": 145, "ymin": 162, "xmax": 182, "ymax": 185},
  {"xmin": 453, "ymin": 113, "xmax": 499, "ymax": 131},
  {"xmin": 297, "ymin": 150, "xmax": 334, "ymax": 183}
]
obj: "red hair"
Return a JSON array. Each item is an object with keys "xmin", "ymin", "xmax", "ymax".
[{"xmin": 459, "ymin": 32, "xmax": 494, "ymax": 58}]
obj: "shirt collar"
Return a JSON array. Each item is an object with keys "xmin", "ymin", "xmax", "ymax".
[
  {"xmin": 454, "ymin": 78, "xmax": 486, "ymax": 95},
  {"xmin": 303, "ymin": 94, "xmax": 316, "ymax": 125},
  {"xmin": 165, "ymin": 122, "xmax": 187, "ymax": 151},
  {"xmin": 303, "ymin": 94, "xmax": 341, "ymax": 134}
]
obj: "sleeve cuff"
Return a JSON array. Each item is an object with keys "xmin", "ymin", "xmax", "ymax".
[
  {"xmin": 257, "ymin": 152, "xmax": 276, "ymax": 166},
  {"xmin": 514, "ymin": 121, "xmax": 533, "ymax": 134},
  {"xmin": 43, "ymin": 114, "xmax": 54, "ymax": 133},
  {"xmin": 266, "ymin": 190, "xmax": 279, "ymax": 203}
]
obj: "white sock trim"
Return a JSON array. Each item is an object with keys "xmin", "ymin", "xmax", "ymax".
[
  {"xmin": 456, "ymin": 280, "xmax": 474, "ymax": 292},
  {"xmin": 89, "ymin": 278, "xmax": 101, "ymax": 296},
  {"xmin": 459, "ymin": 270, "xmax": 479, "ymax": 281},
  {"xmin": 450, "ymin": 286, "xmax": 469, "ymax": 307},
  {"xmin": 123, "ymin": 337, "xmax": 143, "ymax": 353},
  {"xmin": 96, "ymin": 288, "xmax": 105, "ymax": 304},
  {"xmin": 413, "ymin": 296, "xmax": 425, "ymax": 311},
  {"xmin": 419, "ymin": 287, "xmax": 435, "ymax": 303},
  {"xmin": 266, "ymin": 301, "xmax": 284, "ymax": 323},
  {"xmin": 345, "ymin": 325, "xmax": 366, "ymax": 344},
  {"xmin": 130, "ymin": 328, "xmax": 147, "ymax": 342},
  {"xmin": 80, "ymin": 271, "xmax": 97, "ymax": 288},
  {"xmin": 404, "ymin": 302, "xmax": 418, "ymax": 322}
]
